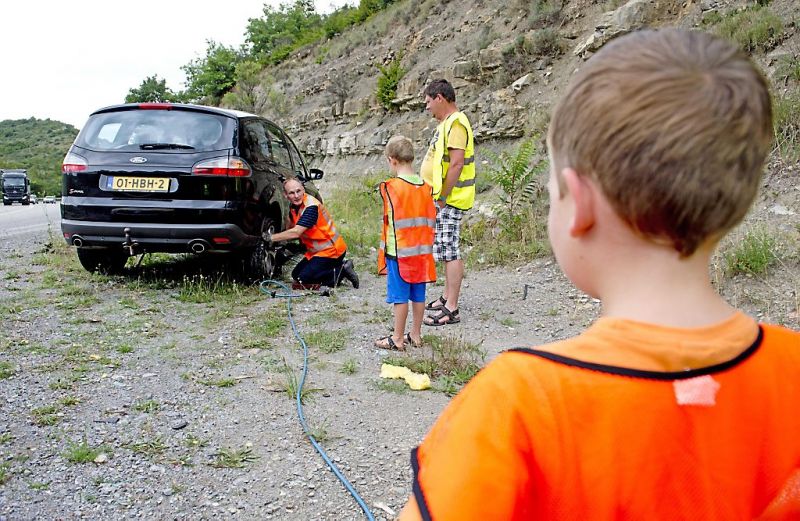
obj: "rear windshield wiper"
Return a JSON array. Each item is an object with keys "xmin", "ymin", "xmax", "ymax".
[{"xmin": 139, "ymin": 143, "xmax": 195, "ymax": 150}]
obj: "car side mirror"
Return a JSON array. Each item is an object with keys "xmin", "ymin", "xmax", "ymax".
[{"xmin": 308, "ymin": 168, "xmax": 324, "ymax": 181}]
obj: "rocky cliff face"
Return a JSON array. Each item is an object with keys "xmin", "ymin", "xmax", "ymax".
[{"xmin": 252, "ymin": 0, "xmax": 796, "ymax": 180}]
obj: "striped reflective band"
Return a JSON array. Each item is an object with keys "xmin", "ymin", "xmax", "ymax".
[
  {"xmin": 307, "ymin": 230, "xmax": 342, "ymax": 253},
  {"xmin": 455, "ymin": 178, "xmax": 475, "ymax": 188},
  {"xmin": 395, "ymin": 217, "xmax": 436, "ymax": 229},
  {"xmin": 442, "ymin": 155, "xmax": 474, "ymax": 165},
  {"xmin": 397, "ymin": 244, "xmax": 433, "ymax": 257}
]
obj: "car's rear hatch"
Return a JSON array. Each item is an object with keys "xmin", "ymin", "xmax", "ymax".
[{"xmin": 62, "ymin": 105, "xmax": 249, "ymax": 225}]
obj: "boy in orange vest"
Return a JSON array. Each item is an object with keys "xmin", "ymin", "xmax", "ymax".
[
  {"xmin": 375, "ymin": 136, "xmax": 437, "ymax": 350},
  {"xmin": 399, "ymin": 29, "xmax": 800, "ymax": 520}
]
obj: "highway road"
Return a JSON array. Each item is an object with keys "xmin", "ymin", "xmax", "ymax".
[{"xmin": 0, "ymin": 203, "xmax": 61, "ymax": 249}]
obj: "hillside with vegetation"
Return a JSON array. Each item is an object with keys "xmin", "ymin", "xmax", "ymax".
[{"xmin": 0, "ymin": 118, "xmax": 77, "ymax": 196}]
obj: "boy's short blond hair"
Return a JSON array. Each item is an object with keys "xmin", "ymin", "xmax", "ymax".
[
  {"xmin": 385, "ymin": 135, "xmax": 415, "ymax": 164},
  {"xmin": 548, "ymin": 29, "xmax": 773, "ymax": 256}
]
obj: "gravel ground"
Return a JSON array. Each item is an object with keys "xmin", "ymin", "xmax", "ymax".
[{"xmin": 0, "ymin": 183, "xmax": 797, "ymax": 520}]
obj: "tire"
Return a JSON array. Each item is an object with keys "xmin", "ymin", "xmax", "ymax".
[
  {"xmin": 76, "ymin": 248, "xmax": 129, "ymax": 275},
  {"xmin": 245, "ymin": 218, "xmax": 277, "ymax": 282}
]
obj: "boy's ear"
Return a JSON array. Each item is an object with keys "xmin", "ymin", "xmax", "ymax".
[{"xmin": 562, "ymin": 168, "xmax": 595, "ymax": 237}]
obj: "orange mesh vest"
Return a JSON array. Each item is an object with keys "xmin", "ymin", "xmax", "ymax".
[
  {"xmin": 400, "ymin": 321, "xmax": 800, "ymax": 521},
  {"xmin": 378, "ymin": 178, "xmax": 437, "ymax": 284},
  {"xmin": 289, "ymin": 193, "xmax": 347, "ymax": 260}
]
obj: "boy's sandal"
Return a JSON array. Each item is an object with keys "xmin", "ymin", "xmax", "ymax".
[
  {"xmin": 424, "ymin": 307, "xmax": 460, "ymax": 327},
  {"xmin": 425, "ymin": 295, "xmax": 446, "ymax": 311},
  {"xmin": 405, "ymin": 333, "xmax": 423, "ymax": 348},
  {"xmin": 374, "ymin": 336, "xmax": 405, "ymax": 351}
]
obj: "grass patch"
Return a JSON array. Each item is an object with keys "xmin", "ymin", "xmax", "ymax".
[
  {"xmin": 62, "ymin": 439, "xmax": 111, "ymax": 464},
  {"xmin": 210, "ymin": 446, "xmax": 258, "ymax": 468},
  {"xmin": 197, "ymin": 377, "xmax": 237, "ymax": 388},
  {"xmin": 340, "ymin": 358, "xmax": 358, "ymax": 375},
  {"xmin": 325, "ymin": 173, "xmax": 383, "ymax": 256},
  {"xmin": 0, "ymin": 432, "xmax": 13, "ymax": 444},
  {"xmin": 305, "ymin": 329, "xmax": 350, "ymax": 354},
  {"xmin": 0, "ymin": 361, "xmax": 15, "ymax": 380},
  {"xmin": 374, "ymin": 378, "xmax": 408, "ymax": 394},
  {"xmin": 132, "ymin": 399, "xmax": 160, "ymax": 413},
  {"xmin": 280, "ymin": 364, "xmax": 320, "ymax": 403},
  {"xmin": 723, "ymin": 228, "xmax": 777, "ymax": 276},
  {"xmin": 0, "ymin": 463, "xmax": 10, "ymax": 485},
  {"xmin": 128, "ymin": 437, "xmax": 167, "ymax": 457},
  {"xmin": 116, "ymin": 343, "xmax": 134, "ymax": 354},
  {"xmin": 185, "ymin": 434, "xmax": 209, "ymax": 449},
  {"xmin": 711, "ymin": 5, "xmax": 784, "ymax": 53},
  {"xmin": 59, "ymin": 396, "xmax": 82, "ymax": 407},
  {"xmin": 384, "ymin": 334, "xmax": 486, "ymax": 395},
  {"xmin": 773, "ymin": 91, "xmax": 800, "ymax": 164},
  {"xmin": 31, "ymin": 404, "xmax": 61, "ymax": 426},
  {"xmin": 176, "ymin": 274, "xmax": 252, "ymax": 304}
]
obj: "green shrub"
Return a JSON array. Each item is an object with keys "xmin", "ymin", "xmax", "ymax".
[
  {"xmin": 376, "ymin": 53, "xmax": 405, "ymax": 111},
  {"xmin": 773, "ymin": 91, "xmax": 800, "ymax": 164},
  {"xmin": 713, "ymin": 6, "xmax": 783, "ymax": 53},
  {"xmin": 723, "ymin": 228, "xmax": 777, "ymax": 275},
  {"xmin": 775, "ymin": 54, "xmax": 800, "ymax": 84}
]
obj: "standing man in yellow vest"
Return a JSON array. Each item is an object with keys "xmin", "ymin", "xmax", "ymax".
[{"xmin": 420, "ymin": 79, "xmax": 476, "ymax": 326}]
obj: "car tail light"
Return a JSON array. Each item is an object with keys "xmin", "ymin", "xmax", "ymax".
[
  {"xmin": 62, "ymin": 152, "xmax": 88, "ymax": 173},
  {"xmin": 192, "ymin": 157, "xmax": 251, "ymax": 177}
]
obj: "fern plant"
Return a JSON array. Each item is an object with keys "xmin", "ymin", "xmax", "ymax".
[{"xmin": 489, "ymin": 138, "xmax": 547, "ymax": 218}]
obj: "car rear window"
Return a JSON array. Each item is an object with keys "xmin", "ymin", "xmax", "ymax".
[{"xmin": 76, "ymin": 109, "xmax": 235, "ymax": 152}]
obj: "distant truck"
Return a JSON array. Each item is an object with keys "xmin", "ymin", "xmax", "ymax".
[{"xmin": 1, "ymin": 169, "xmax": 31, "ymax": 205}]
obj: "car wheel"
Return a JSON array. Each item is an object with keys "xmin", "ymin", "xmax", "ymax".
[
  {"xmin": 76, "ymin": 248, "xmax": 129, "ymax": 275},
  {"xmin": 246, "ymin": 218, "xmax": 277, "ymax": 282}
]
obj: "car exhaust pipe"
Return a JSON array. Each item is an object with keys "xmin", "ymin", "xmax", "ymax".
[
  {"xmin": 72, "ymin": 236, "xmax": 84, "ymax": 247},
  {"xmin": 189, "ymin": 240, "xmax": 209, "ymax": 254}
]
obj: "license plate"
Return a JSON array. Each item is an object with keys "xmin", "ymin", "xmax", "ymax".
[{"xmin": 108, "ymin": 176, "xmax": 170, "ymax": 192}]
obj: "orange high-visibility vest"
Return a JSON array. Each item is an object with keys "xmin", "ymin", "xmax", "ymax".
[
  {"xmin": 400, "ymin": 320, "xmax": 800, "ymax": 520},
  {"xmin": 378, "ymin": 178, "xmax": 436, "ymax": 284},
  {"xmin": 290, "ymin": 193, "xmax": 347, "ymax": 260}
]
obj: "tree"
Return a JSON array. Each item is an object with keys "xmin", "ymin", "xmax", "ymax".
[
  {"xmin": 182, "ymin": 40, "xmax": 244, "ymax": 103},
  {"xmin": 246, "ymin": 0, "xmax": 323, "ymax": 64},
  {"xmin": 125, "ymin": 75, "xmax": 180, "ymax": 103}
]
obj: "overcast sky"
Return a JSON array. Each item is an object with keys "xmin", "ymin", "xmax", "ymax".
[{"xmin": 0, "ymin": 0, "xmax": 349, "ymax": 129}]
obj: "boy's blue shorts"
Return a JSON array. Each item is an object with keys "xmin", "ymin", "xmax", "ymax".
[{"xmin": 385, "ymin": 257, "xmax": 426, "ymax": 304}]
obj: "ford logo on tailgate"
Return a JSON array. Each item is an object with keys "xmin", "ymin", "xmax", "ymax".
[{"xmin": 129, "ymin": 157, "xmax": 147, "ymax": 164}]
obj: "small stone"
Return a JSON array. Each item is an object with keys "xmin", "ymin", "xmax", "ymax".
[{"xmin": 170, "ymin": 419, "xmax": 188, "ymax": 430}]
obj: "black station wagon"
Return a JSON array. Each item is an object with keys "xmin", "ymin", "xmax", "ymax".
[{"xmin": 60, "ymin": 103, "xmax": 323, "ymax": 277}]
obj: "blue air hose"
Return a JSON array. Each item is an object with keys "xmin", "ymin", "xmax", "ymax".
[{"xmin": 259, "ymin": 280, "xmax": 376, "ymax": 521}]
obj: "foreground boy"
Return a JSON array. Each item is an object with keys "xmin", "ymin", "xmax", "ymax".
[
  {"xmin": 375, "ymin": 136, "xmax": 437, "ymax": 350},
  {"xmin": 399, "ymin": 29, "xmax": 800, "ymax": 519}
]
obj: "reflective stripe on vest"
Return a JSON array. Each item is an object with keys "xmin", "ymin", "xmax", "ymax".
[
  {"xmin": 397, "ymin": 244, "xmax": 434, "ymax": 257},
  {"xmin": 395, "ymin": 217, "xmax": 437, "ymax": 229}
]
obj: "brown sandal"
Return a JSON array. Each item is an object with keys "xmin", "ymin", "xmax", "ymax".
[
  {"xmin": 405, "ymin": 333, "xmax": 423, "ymax": 348},
  {"xmin": 424, "ymin": 306, "xmax": 460, "ymax": 327},
  {"xmin": 425, "ymin": 295, "xmax": 446, "ymax": 311},
  {"xmin": 374, "ymin": 336, "xmax": 405, "ymax": 351}
]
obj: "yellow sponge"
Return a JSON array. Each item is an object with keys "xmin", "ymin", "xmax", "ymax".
[{"xmin": 380, "ymin": 363, "xmax": 431, "ymax": 391}]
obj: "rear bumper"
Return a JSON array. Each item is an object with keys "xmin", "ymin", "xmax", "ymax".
[{"xmin": 61, "ymin": 219, "xmax": 257, "ymax": 253}]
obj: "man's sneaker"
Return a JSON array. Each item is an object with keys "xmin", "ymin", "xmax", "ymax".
[{"xmin": 341, "ymin": 259, "xmax": 360, "ymax": 289}]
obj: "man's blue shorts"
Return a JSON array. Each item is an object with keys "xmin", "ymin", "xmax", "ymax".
[{"xmin": 385, "ymin": 258, "xmax": 426, "ymax": 304}]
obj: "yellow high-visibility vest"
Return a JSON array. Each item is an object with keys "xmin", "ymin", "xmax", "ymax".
[{"xmin": 429, "ymin": 111, "xmax": 476, "ymax": 210}]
